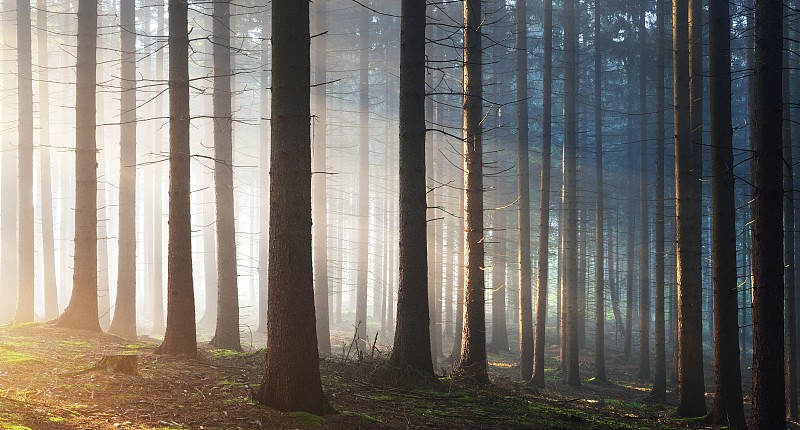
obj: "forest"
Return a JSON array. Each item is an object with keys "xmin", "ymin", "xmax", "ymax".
[{"xmin": 0, "ymin": 0, "xmax": 793, "ymax": 428}]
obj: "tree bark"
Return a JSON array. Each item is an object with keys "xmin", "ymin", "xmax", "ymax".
[
  {"xmin": 13, "ymin": 0, "xmax": 34, "ymax": 324},
  {"xmin": 638, "ymin": 0, "xmax": 650, "ymax": 381},
  {"xmin": 751, "ymin": 0, "xmax": 786, "ymax": 427},
  {"xmin": 531, "ymin": 0, "xmax": 552, "ymax": 388},
  {"xmin": 256, "ymin": 0, "xmax": 327, "ymax": 414},
  {"xmin": 55, "ymin": 0, "xmax": 100, "ymax": 332},
  {"xmin": 108, "ymin": 0, "xmax": 138, "ymax": 339},
  {"xmin": 674, "ymin": 0, "xmax": 706, "ymax": 416},
  {"xmin": 708, "ymin": 0, "xmax": 746, "ymax": 425},
  {"xmin": 156, "ymin": 0, "xmax": 197, "ymax": 356},
  {"xmin": 456, "ymin": 0, "xmax": 488, "ymax": 383}
]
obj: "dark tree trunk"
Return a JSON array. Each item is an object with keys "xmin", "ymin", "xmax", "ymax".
[
  {"xmin": 108, "ymin": 0, "xmax": 137, "ymax": 339},
  {"xmin": 784, "ymin": 7, "xmax": 798, "ymax": 420},
  {"xmin": 389, "ymin": 0, "xmax": 433, "ymax": 376},
  {"xmin": 256, "ymin": 0, "xmax": 327, "ymax": 414},
  {"xmin": 531, "ymin": 0, "xmax": 552, "ymax": 388},
  {"xmin": 38, "ymin": 0, "xmax": 58, "ymax": 322},
  {"xmin": 593, "ymin": 0, "xmax": 606, "ymax": 382},
  {"xmin": 456, "ymin": 0, "xmax": 488, "ymax": 383},
  {"xmin": 155, "ymin": 0, "xmax": 197, "ymax": 356},
  {"xmin": 13, "ymin": 0, "xmax": 34, "ymax": 324},
  {"xmin": 650, "ymin": 0, "xmax": 667, "ymax": 401},
  {"xmin": 313, "ymin": 0, "xmax": 331, "ymax": 357},
  {"xmin": 517, "ymin": 0, "xmax": 534, "ymax": 383},
  {"xmin": 708, "ymin": 0, "xmax": 746, "ymax": 426},
  {"xmin": 751, "ymin": 0, "xmax": 786, "ymax": 427},
  {"xmin": 674, "ymin": 0, "xmax": 706, "ymax": 416},
  {"xmin": 209, "ymin": 0, "xmax": 242, "ymax": 352},
  {"xmin": 55, "ymin": 0, "xmax": 100, "ymax": 332}
]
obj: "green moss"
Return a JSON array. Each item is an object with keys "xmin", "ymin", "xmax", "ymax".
[
  {"xmin": 290, "ymin": 412, "xmax": 324, "ymax": 427},
  {"xmin": 359, "ymin": 413, "xmax": 384, "ymax": 424},
  {"xmin": 1, "ymin": 425, "xmax": 33, "ymax": 430},
  {"xmin": 0, "ymin": 347, "xmax": 35, "ymax": 364},
  {"xmin": 47, "ymin": 416, "xmax": 66, "ymax": 423},
  {"xmin": 208, "ymin": 349, "xmax": 248, "ymax": 359}
]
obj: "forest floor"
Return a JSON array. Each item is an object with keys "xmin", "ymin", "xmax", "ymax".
[{"xmin": 0, "ymin": 322, "xmax": 760, "ymax": 430}]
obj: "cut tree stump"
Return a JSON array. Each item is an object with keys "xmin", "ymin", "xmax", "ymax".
[{"xmin": 66, "ymin": 355, "xmax": 138, "ymax": 376}]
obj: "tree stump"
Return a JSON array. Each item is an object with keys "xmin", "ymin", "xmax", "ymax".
[{"xmin": 67, "ymin": 355, "xmax": 138, "ymax": 376}]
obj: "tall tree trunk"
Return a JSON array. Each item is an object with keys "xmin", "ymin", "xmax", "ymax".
[
  {"xmin": 389, "ymin": 0, "xmax": 433, "ymax": 375},
  {"xmin": 563, "ymin": 0, "xmax": 580, "ymax": 388},
  {"xmin": 257, "ymin": 5, "xmax": 270, "ymax": 335},
  {"xmin": 152, "ymin": 2, "xmax": 165, "ymax": 335},
  {"xmin": 674, "ymin": 0, "xmax": 706, "ymax": 416},
  {"xmin": 593, "ymin": 0, "xmax": 606, "ymax": 382},
  {"xmin": 708, "ymin": 0, "xmax": 746, "ymax": 425},
  {"xmin": 650, "ymin": 0, "xmax": 667, "ymax": 401},
  {"xmin": 489, "ymin": 210, "xmax": 509, "ymax": 353},
  {"xmin": 1, "ymin": 0, "xmax": 19, "ymax": 323},
  {"xmin": 638, "ymin": 0, "xmax": 650, "ymax": 381},
  {"xmin": 209, "ymin": 0, "xmax": 242, "ymax": 352},
  {"xmin": 13, "ymin": 0, "xmax": 34, "ymax": 324},
  {"xmin": 313, "ymin": 0, "xmax": 331, "ymax": 357},
  {"xmin": 38, "ymin": 0, "xmax": 58, "ymax": 321},
  {"xmin": 516, "ymin": 0, "xmax": 532, "ymax": 381},
  {"xmin": 256, "ymin": 0, "xmax": 327, "ymax": 414},
  {"xmin": 108, "ymin": 0, "xmax": 137, "ymax": 339},
  {"xmin": 531, "ymin": 0, "xmax": 552, "ymax": 387},
  {"xmin": 450, "ymin": 190, "xmax": 465, "ymax": 361},
  {"xmin": 625, "ymin": 82, "xmax": 636, "ymax": 358},
  {"xmin": 784, "ymin": 8, "xmax": 798, "ymax": 419},
  {"xmin": 750, "ymin": 0, "xmax": 785, "ymax": 426},
  {"xmin": 55, "ymin": 0, "xmax": 100, "ymax": 331},
  {"xmin": 156, "ymin": 0, "xmax": 197, "ymax": 356},
  {"xmin": 457, "ymin": 0, "xmax": 488, "ymax": 383},
  {"xmin": 355, "ymin": 6, "xmax": 371, "ymax": 349}
]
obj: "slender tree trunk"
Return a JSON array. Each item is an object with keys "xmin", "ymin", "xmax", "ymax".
[
  {"xmin": 593, "ymin": 0, "xmax": 606, "ymax": 382},
  {"xmin": 457, "ymin": 0, "xmax": 488, "ymax": 383},
  {"xmin": 311, "ymin": 0, "xmax": 331, "ymax": 356},
  {"xmin": 650, "ymin": 0, "xmax": 667, "ymax": 401},
  {"xmin": 209, "ymin": 0, "xmax": 242, "ymax": 352},
  {"xmin": 489, "ymin": 210, "xmax": 509, "ymax": 353},
  {"xmin": 562, "ymin": 0, "xmax": 580, "ymax": 387},
  {"xmin": 516, "ymin": 0, "xmax": 533, "ymax": 381},
  {"xmin": 1, "ymin": 0, "xmax": 19, "ymax": 323},
  {"xmin": 13, "ymin": 0, "xmax": 34, "ymax": 324},
  {"xmin": 38, "ymin": 0, "xmax": 58, "ymax": 321},
  {"xmin": 638, "ymin": 0, "xmax": 650, "ymax": 381},
  {"xmin": 784, "ymin": 8, "xmax": 798, "ymax": 419},
  {"xmin": 625, "ymin": 85, "xmax": 636, "ymax": 358},
  {"xmin": 354, "ymin": 6, "xmax": 371, "ymax": 349},
  {"xmin": 257, "ymin": 5, "xmax": 270, "ymax": 335},
  {"xmin": 108, "ymin": 0, "xmax": 137, "ymax": 339},
  {"xmin": 531, "ymin": 0, "xmax": 552, "ymax": 387},
  {"xmin": 674, "ymin": 0, "xmax": 706, "ymax": 416},
  {"xmin": 451, "ymin": 190, "xmax": 465, "ymax": 361},
  {"xmin": 152, "ymin": 2, "xmax": 165, "ymax": 335},
  {"xmin": 256, "ymin": 0, "xmax": 327, "ymax": 413},
  {"xmin": 708, "ymin": 0, "xmax": 746, "ymax": 425},
  {"xmin": 55, "ymin": 0, "xmax": 100, "ymax": 331},
  {"xmin": 156, "ymin": 0, "xmax": 197, "ymax": 356}
]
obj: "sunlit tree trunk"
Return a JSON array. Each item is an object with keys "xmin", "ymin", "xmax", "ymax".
[
  {"xmin": 156, "ymin": 0, "xmax": 197, "ymax": 356},
  {"xmin": 1, "ymin": 0, "xmax": 19, "ymax": 323},
  {"xmin": 55, "ymin": 0, "xmax": 100, "ymax": 332},
  {"xmin": 37, "ymin": 0, "xmax": 58, "ymax": 321},
  {"xmin": 256, "ymin": 0, "xmax": 327, "ymax": 413},
  {"xmin": 108, "ymin": 0, "xmax": 137, "ymax": 339},
  {"xmin": 531, "ymin": 0, "xmax": 552, "ymax": 387},
  {"xmin": 13, "ymin": 0, "xmax": 34, "ymax": 324},
  {"xmin": 456, "ymin": 0, "xmax": 488, "ymax": 383}
]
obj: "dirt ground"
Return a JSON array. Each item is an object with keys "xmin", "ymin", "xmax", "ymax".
[{"xmin": 0, "ymin": 322, "xmax": 749, "ymax": 429}]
